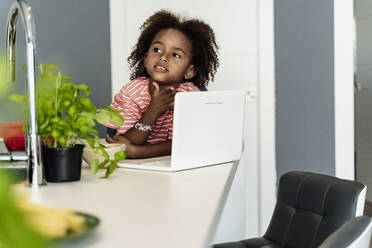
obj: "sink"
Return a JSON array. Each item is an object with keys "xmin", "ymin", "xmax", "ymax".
[
  {"xmin": 0, "ymin": 138, "xmax": 27, "ymax": 183},
  {"xmin": 0, "ymin": 161, "xmax": 27, "ymax": 183}
]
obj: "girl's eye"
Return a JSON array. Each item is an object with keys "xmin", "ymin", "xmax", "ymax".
[
  {"xmin": 153, "ymin": 47, "xmax": 161, "ymax": 53},
  {"xmin": 173, "ymin": 53, "xmax": 181, "ymax": 58}
]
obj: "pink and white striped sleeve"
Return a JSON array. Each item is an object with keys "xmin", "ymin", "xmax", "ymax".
[{"xmin": 105, "ymin": 88, "xmax": 142, "ymax": 135}]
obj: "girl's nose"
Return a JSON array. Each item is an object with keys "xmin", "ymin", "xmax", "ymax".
[{"xmin": 160, "ymin": 54, "xmax": 168, "ymax": 62}]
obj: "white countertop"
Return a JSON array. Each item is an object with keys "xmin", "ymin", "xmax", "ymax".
[{"xmin": 26, "ymin": 162, "xmax": 237, "ymax": 248}]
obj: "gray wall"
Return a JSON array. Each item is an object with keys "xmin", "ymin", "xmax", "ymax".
[
  {"xmin": 0, "ymin": 0, "xmax": 111, "ymax": 136},
  {"xmin": 274, "ymin": 0, "xmax": 335, "ymax": 180},
  {"xmin": 355, "ymin": 0, "xmax": 372, "ymax": 200}
]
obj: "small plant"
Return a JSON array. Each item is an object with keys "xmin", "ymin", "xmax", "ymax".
[
  {"xmin": 9, "ymin": 64, "xmax": 125, "ymax": 178},
  {"xmin": 0, "ymin": 171, "xmax": 47, "ymax": 247}
]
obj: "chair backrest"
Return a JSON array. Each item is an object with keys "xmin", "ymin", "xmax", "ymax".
[
  {"xmin": 318, "ymin": 216, "xmax": 372, "ymax": 248},
  {"xmin": 264, "ymin": 171, "xmax": 366, "ymax": 248}
]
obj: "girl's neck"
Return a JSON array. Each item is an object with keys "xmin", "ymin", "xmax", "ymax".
[{"xmin": 149, "ymin": 79, "xmax": 181, "ymax": 90}]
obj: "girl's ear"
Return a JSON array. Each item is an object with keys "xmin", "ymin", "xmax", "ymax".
[{"xmin": 184, "ymin": 64, "xmax": 196, "ymax": 80}]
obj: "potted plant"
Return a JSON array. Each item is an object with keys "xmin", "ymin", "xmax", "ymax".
[{"xmin": 9, "ymin": 64, "xmax": 125, "ymax": 181}]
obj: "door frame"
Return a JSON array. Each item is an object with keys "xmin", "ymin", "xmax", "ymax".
[
  {"xmin": 256, "ymin": 0, "xmax": 277, "ymax": 235},
  {"xmin": 334, "ymin": 0, "xmax": 355, "ymax": 180}
]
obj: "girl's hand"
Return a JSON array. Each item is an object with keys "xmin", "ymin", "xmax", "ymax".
[
  {"xmin": 106, "ymin": 134, "xmax": 137, "ymax": 157},
  {"xmin": 148, "ymin": 82, "xmax": 180, "ymax": 117}
]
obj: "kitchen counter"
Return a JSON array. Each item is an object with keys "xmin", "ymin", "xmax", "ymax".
[{"xmin": 26, "ymin": 162, "xmax": 238, "ymax": 248}]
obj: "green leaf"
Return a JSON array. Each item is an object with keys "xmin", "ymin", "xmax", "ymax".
[
  {"xmin": 59, "ymin": 89, "xmax": 75, "ymax": 101},
  {"xmin": 79, "ymin": 97, "xmax": 95, "ymax": 111},
  {"xmin": 90, "ymin": 159, "xmax": 99, "ymax": 175},
  {"xmin": 98, "ymin": 160, "xmax": 109, "ymax": 170},
  {"xmin": 99, "ymin": 147, "xmax": 110, "ymax": 161},
  {"xmin": 43, "ymin": 64, "xmax": 59, "ymax": 70},
  {"xmin": 56, "ymin": 71, "xmax": 62, "ymax": 81},
  {"xmin": 51, "ymin": 129, "xmax": 60, "ymax": 139},
  {"xmin": 8, "ymin": 94, "xmax": 27, "ymax": 103},
  {"xmin": 62, "ymin": 77, "xmax": 72, "ymax": 83},
  {"xmin": 95, "ymin": 111, "xmax": 111, "ymax": 125},
  {"xmin": 67, "ymin": 105, "xmax": 77, "ymax": 116},
  {"xmin": 50, "ymin": 117, "xmax": 61, "ymax": 123},
  {"xmin": 79, "ymin": 112, "xmax": 95, "ymax": 119},
  {"xmin": 62, "ymin": 100, "xmax": 71, "ymax": 107},
  {"xmin": 77, "ymin": 84, "xmax": 90, "ymax": 95},
  {"xmin": 40, "ymin": 71, "xmax": 56, "ymax": 83},
  {"xmin": 39, "ymin": 119, "xmax": 50, "ymax": 131},
  {"xmin": 22, "ymin": 124, "xmax": 28, "ymax": 133},
  {"xmin": 114, "ymin": 150, "xmax": 126, "ymax": 162},
  {"xmin": 98, "ymin": 108, "xmax": 124, "ymax": 126},
  {"xmin": 60, "ymin": 100, "xmax": 71, "ymax": 112},
  {"xmin": 66, "ymin": 129, "xmax": 76, "ymax": 137},
  {"xmin": 108, "ymin": 106, "xmax": 122, "ymax": 115},
  {"xmin": 85, "ymin": 136, "xmax": 95, "ymax": 148},
  {"xmin": 104, "ymin": 161, "xmax": 117, "ymax": 178},
  {"xmin": 57, "ymin": 136, "xmax": 67, "ymax": 147},
  {"xmin": 45, "ymin": 126, "xmax": 52, "ymax": 133},
  {"xmin": 91, "ymin": 128, "xmax": 99, "ymax": 138},
  {"xmin": 111, "ymin": 114, "xmax": 124, "ymax": 127},
  {"xmin": 78, "ymin": 125, "xmax": 89, "ymax": 134}
]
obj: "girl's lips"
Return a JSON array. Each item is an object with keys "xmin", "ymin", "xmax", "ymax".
[{"xmin": 154, "ymin": 65, "xmax": 168, "ymax": 72}]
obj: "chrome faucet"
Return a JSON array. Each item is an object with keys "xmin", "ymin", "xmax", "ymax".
[{"xmin": 6, "ymin": 0, "xmax": 45, "ymax": 187}]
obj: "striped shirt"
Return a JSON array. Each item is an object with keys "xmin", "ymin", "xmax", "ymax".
[{"xmin": 106, "ymin": 77, "xmax": 199, "ymax": 144}]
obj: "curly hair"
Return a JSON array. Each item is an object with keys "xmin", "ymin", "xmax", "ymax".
[{"xmin": 127, "ymin": 10, "xmax": 219, "ymax": 90}]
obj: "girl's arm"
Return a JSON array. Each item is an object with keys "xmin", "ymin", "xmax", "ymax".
[
  {"xmin": 106, "ymin": 134, "xmax": 171, "ymax": 159},
  {"xmin": 123, "ymin": 82, "xmax": 179, "ymax": 146},
  {"xmin": 129, "ymin": 140, "xmax": 172, "ymax": 159},
  {"xmin": 122, "ymin": 105, "xmax": 161, "ymax": 146}
]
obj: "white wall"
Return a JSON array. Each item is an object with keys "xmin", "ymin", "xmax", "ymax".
[{"xmin": 109, "ymin": 0, "xmax": 276, "ymax": 242}]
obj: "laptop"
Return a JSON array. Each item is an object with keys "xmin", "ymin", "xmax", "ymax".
[{"xmin": 117, "ymin": 90, "xmax": 246, "ymax": 171}]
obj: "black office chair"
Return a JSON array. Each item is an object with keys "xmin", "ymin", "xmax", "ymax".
[
  {"xmin": 318, "ymin": 215, "xmax": 372, "ymax": 248},
  {"xmin": 214, "ymin": 171, "xmax": 367, "ymax": 248}
]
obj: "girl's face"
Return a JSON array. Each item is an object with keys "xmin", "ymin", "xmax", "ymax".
[{"xmin": 144, "ymin": 28, "xmax": 196, "ymax": 86}]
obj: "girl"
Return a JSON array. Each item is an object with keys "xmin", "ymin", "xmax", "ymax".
[{"xmin": 106, "ymin": 10, "xmax": 219, "ymax": 158}]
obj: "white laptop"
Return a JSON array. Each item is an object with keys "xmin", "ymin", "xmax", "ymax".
[{"xmin": 117, "ymin": 90, "xmax": 246, "ymax": 171}]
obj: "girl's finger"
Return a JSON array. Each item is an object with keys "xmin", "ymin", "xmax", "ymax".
[
  {"xmin": 168, "ymin": 87, "xmax": 179, "ymax": 96},
  {"xmin": 152, "ymin": 82, "xmax": 160, "ymax": 92},
  {"xmin": 169, "ymin": 96, "xmax": 175, "ymax": 104},
  {"xmin": 172, "ymin": 88, "xmax": 182, "ymax": 95},
  {"xmin": 106, "ymin": 134, "xmax": 118, "ymax": 143}
]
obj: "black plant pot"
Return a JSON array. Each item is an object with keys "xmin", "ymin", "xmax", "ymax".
[{"xmin": 42, "ymin": 144, "xmax": 85, "ymax": 182}]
